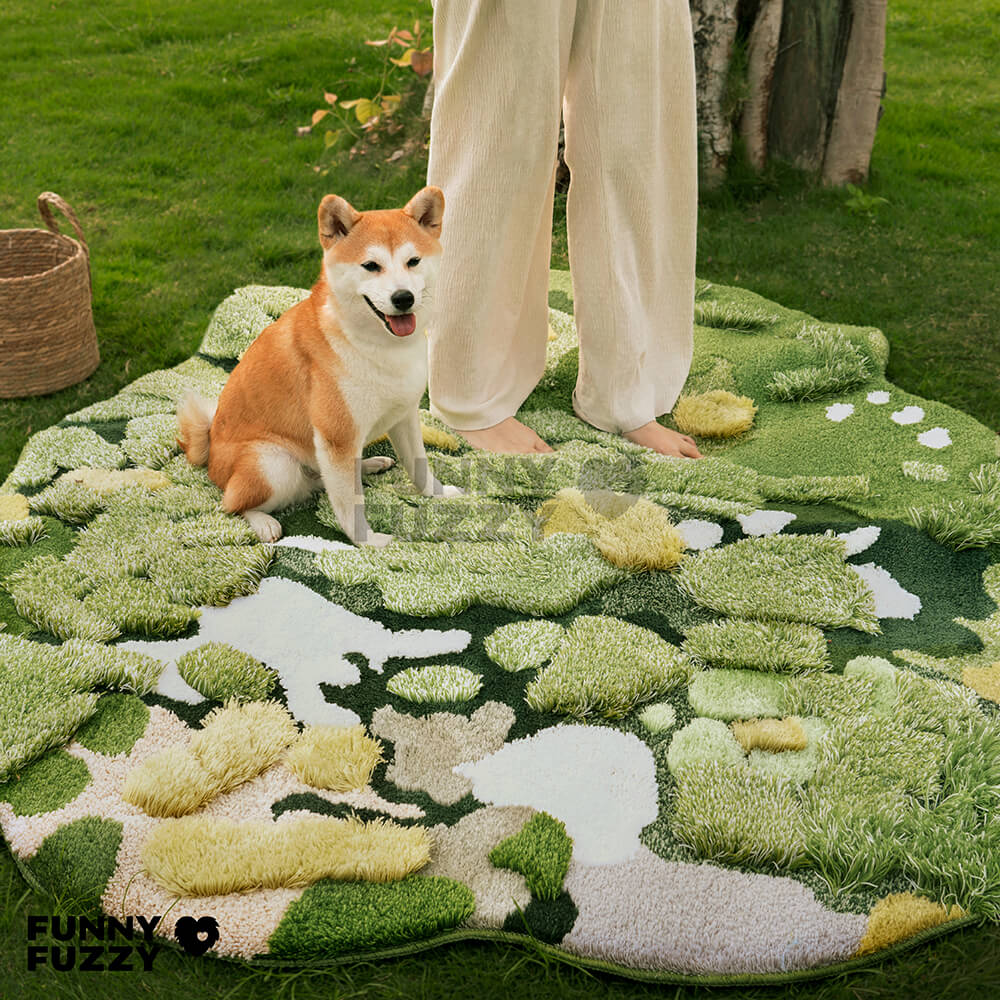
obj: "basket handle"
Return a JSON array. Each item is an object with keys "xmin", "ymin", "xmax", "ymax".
[{"xmin": 37, "ymin": 192, "xmax": 90, "ymax": 257}]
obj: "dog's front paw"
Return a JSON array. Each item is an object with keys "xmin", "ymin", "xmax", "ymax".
[
  {"xmin": 243, "ymin": 510, "xmax": 283, "ymax": 543},
  {"xmin": 361, "ymin": 456, "xmax": 395, "ymax": 476},
  {"xmin": 439, "ymin": 483, "xmax": 465, "ymax": 498},
  {"xmin": 359, "ymin": 531, "xmax": 394, "ymax": 548}
]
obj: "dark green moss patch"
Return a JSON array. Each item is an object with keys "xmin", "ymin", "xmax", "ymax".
[
  {"xmin": 0, "ymin": 749, "xmax": 90, "ymax": 816},
  {"xmin": 267, "ymin": 875, "xmax": 475, "ymax": 959},
  {"xmin": 74, "ymin": 693, "xmax": 149, "ymax": 755},
  {"xmin": 27, "ymin": 816, "xmax": 123, "ymax": 915},
  {"xmin": 502, "ymin": 890, "xmax": 579, "ymax": 945}
]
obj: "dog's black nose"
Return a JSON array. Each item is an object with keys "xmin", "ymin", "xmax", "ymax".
[{"xmin": 390, "ymin": 290, "xmax": 415, "ymax": 312}]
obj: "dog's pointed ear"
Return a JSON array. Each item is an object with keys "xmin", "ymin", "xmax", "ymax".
[
  {"xmin": 402, "ymin": 186, "xmax": 444, "ymax": 236},
  {"xmin": 318, "ymin": 195, "xmax": 361, "ymax": 250}
]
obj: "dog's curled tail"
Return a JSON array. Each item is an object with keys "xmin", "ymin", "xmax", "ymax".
[{"xmin": 176, "ymin": 392, "xmax": 218, "ymax": 467}]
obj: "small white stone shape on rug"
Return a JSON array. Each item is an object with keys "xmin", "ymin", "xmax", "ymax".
[
  {"xmin": 825, "ymin": 403, "xmax": 854, "ymax": 422},
  {"xmin": 675, "ymin": 519, "xmax": 724, "ymax": 550},
  {"xmin": 866, "ymin": 391, "xmax": 891, "ymax": 404},
  {"xmin": 121, "ymin": 577, "xmax": 470, "ymax": 725},
  {"xmin": 737, "ymin": 510, "xmax": 796, "ymax": 537},
  {"xmin": 275, "ymin": 535, "xmax": 352, "ymax": 554},
  {"xmin": 836, "ymin": 525, "xmax": 881, "ymax": 556},
  {"xmin": 917, "ymin": 427, "xmax": 952, "ymax": 449},
  {"xmin": 891, "ymin": 405, "xmax": 924, "ymax": 425},
  {"xmin": 849, "ymin": 563, "xmax": 921, "ymax": 619},
  {"xmin": 453, "ymin": 725, "xmax": 658, "ymax": 866}
]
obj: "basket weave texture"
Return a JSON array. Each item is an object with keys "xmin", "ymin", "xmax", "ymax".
[{"xmin": 0, "ymin": 192, "xmax": 100, "ymax": 398}]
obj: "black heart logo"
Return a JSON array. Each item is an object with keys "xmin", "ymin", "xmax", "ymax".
[{"xmin": 174, "ymin": 915, "xmax": 220, "ymax": 956}]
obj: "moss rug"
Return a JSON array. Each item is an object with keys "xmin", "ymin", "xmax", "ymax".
[{"xmin": 1, "ymin": 271, "xmax": 999, "ymax": 984}]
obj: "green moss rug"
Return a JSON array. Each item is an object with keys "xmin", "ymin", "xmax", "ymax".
[{"xmin": 2, "ymin": 272, "xmax": 999, "ymax": 984}]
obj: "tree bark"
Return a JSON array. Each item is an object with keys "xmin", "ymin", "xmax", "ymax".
[
  {"xmin": 766, "ymin": 0, "xmax": 852, "ymax": 172},
  {"xmin": 690, "ymin": 0, "xmax": 741, "ymax": 189},
  {"xmin": 738, "ymin": 0, "xmax": 784, "ymax": 170},
  {"xmin": 821, "ymin": 0, "xmax": 887, "ymax": 185}
]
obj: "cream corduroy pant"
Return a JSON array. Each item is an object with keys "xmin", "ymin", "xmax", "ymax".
[{"xmin": 426, "ymin": 0, "xmax": 698, "ymax": 434}]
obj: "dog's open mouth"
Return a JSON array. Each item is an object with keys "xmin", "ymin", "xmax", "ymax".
[{"xmin": 363, "ymin": 296, "xmax": 416, "ymax": 338}]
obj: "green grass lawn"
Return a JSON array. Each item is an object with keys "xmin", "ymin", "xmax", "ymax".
[{"xmin": 2, "ymin": 0, "xmax": 1000, "ymax": 996}]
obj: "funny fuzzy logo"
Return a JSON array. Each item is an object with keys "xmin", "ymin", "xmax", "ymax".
[
  {"xmin": 26, "ymin": 913, "xmax": 221, "ymax": 970},
  {"xmin": 26, "ymin": 914, "xmax": 162, "ymax": 972}
]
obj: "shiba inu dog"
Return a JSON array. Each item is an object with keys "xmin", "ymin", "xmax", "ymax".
[{"xmin": 176, "ymin": 186, "xmax": 460, "ymax": 546}]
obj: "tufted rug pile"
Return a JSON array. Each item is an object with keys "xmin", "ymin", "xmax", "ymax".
[{"xmin": 1, "ymin": 271, "xmax": 998, "ymax": 984}]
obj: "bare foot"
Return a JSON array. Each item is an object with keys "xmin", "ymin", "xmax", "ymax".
[
  {"xmin": 623, "ymin": 421, "xmax": 704, "ymax": 459},
  {"xmin": 456, "ymin": 416, "xmax": 554, "ymax": 454}
]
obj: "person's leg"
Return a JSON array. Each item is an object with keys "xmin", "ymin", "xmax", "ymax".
[
  {"xmin": 427, "ymin": 0, "xmax": 574, "ymax": 452},
  {"xmin": 563, "ymin": 0, "xmax": 702, "ymax": 458}
]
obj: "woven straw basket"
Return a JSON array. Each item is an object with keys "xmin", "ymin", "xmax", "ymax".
[{"xmin": 0, "ymin": 192, "xmax": 100, "ymax": 398}]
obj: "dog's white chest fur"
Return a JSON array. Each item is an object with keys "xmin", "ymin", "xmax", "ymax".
[{"xmin": 332, "ymin": 322, "xmax": 430, "ymax": 445}]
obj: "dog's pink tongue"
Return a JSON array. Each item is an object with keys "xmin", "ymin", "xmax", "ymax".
[{"xmin": 388, "ymin": 313, "xmax": 416, "ymax": 337}]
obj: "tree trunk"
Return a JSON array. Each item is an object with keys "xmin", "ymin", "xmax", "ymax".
[
  {"xmin": 738, "ymin": 0, "xmax": 784, "ymax": 170},
  {"xmin": 766, "ymin": 0, "xmax": 853, "ymax": 173},
  {"xmin": 821, "ymin": 0, "xmax": 887, "ymax": 185},
  {"xmin": 690, "ymin": 0, "xmax": 741, "ymax": 190}
]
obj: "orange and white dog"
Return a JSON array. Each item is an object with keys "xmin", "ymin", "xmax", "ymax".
[{"xmin": 176, "ymin": 186, "xmax": 460, "ymax": 546}]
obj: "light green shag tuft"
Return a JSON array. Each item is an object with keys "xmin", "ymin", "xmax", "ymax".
[
  {"xmin": 694, "ymin": 299, "xmax": 781, "ymax": 332},
  {"xmin": 197, "ymin": 284, "xmax": 311, "ymax": 359},
  {"xmin": 687, "ymin": 669, "xmax": 790, "ymax": 722},
  {"xmin": 682, "ymin": 618, "xmax": 830, "ymax": 673},
  {"xmin": 520, "ymin": 409, "xmax": 629, "ymax": 448},
  {"xmin": 159, "ymin": 453, "xmax": 216, "ymax": 487},
  {"xmin": 969, "ymin": 461, "xmax": 1000, "ymax": 498},
  {"xmin": 544, "ymin": 307, "xmax": 579, "ymax": 370},
  {"xmin": 784, "ymin": 671, "xmax": 878, "ymax": 719},
  {"xmin": 63, "ymin": 393, "xmax": 176, "ymax": 424},
  {"xmin": 483, "ymin": 620, "xmax": 566, "ymax": 672},
  {"xmin": 118, "ymin": 356, "xmax": 229, "ymax": 405},
  {"xmin": 843, "ymin": 656, "xmax": 899, "ymax": 713},
  {"xmin": 747, "ymin": 717, "xmax": 829, "ymax": 785},
  {"xmin": 675, "ymin": 533, "xmax": 880, "ymax": 634},
  {"xmin": 0, "ymin": 516, "xmax": 48, "ymax": 547},
  {"xmin": 671, "ymin": 760, "xmax": 806, "ymax": 867},
  {"xmin": 766, "ymin": 325, "xmax": 872, "ymax": 401},
  {"xmin": 525, "ymin": 615, "xmax": 693, "ymax": 719},
  {"xmin": 387, "ymin": 664, "xmax": 483, "ymax": 704},
  {"xmin": 324, "ymin": 486, "xmax": 534, "ymax": 544},
  {"xmin": 177, "ymin": 643, "xmax": 276, "ymax": 702},
  {"xmin": 6, "ymin": 479, "xmax": 271, "ymax": 640},
  {"xmin": 3, "ymin": 426, "xmax": 125, "ymax": 491},
  {"xmin": 905, "ymin": 495, "xmax": 1000, "ymax": 550},
  {"xmin": 316, "ymin": 533, "xmax": 627, "ymax": 617},
  {"xmin": 121, "ymin": 413, "xmax": 180, "ymax": 469},
  {"xmin": 28, "ymin": 480, "xmax": 107, "ymax": 523},
  {"xmin": 5, "ymin": 556, "xmax": 121, "ymax": 642},
  {"xmin": 666, "ymin": 717, "xmax": 746, "ymax": 774},
  {"xmin": 902, "ymin": 461, "xmax": 949, "ymax": 483},
  {"xmin": 757, "ymin": 474, "xmax": 870, "ymax": 504},
  {"xmin": 0, "ymin": 633, "xmax": 161, "ymax": 781},
  {"xmin": 638, "ymin": 701, "xmax": 678, "ymax": 735}
]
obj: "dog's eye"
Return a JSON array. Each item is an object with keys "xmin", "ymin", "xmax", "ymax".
[
  {"xmin": 361, "ymin": 261, "xmax": 381, "ymax": 273},
  {"xmin": 407, "ymin": 257, "xmax": 421, "ymax": 268}
]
